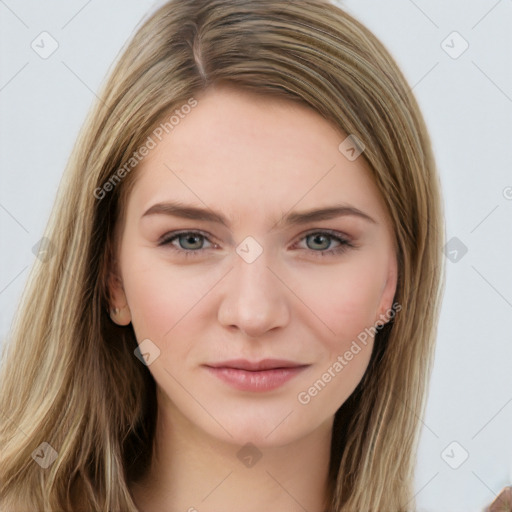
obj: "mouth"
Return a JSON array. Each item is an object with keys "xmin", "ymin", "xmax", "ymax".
[{"xmin": 203, "ymin": 359, "xmax": 310, "ymax": 392}]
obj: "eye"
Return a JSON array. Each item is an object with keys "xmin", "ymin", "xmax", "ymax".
[
  {"xmin": 293, "ymin": 230, "xmax": 354, "ymax": 257},
  {"xmin": 158, "ymin": 231, "xmax": 215, "ymax": 258}
]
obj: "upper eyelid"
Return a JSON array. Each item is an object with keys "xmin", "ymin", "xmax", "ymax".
[{"xmin": 158, "ymin": 229, "xmax": 217, "ymax": 246}]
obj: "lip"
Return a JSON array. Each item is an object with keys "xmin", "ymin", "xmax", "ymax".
[{"xmin": 203, "ymin": 359, "xmax": 310, "ymax": 392}]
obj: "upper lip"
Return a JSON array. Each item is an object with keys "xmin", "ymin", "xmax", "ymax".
[{"xmin": 204, "ymin": 359, "xmax": 308, "ymax": 371}]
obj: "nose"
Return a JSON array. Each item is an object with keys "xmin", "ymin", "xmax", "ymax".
[{"xmin": 217, "ymin": 248, "xmax": 290, "ymax": 338}]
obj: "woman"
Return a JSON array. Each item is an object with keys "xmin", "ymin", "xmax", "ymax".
[{"xmin": 0, "ymin": 0, "xmax": 445, "ymax": 510}]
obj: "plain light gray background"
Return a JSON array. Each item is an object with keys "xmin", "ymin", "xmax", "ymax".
[{"xmin": 1, "ymin": 1, "xmax": 511, "ymax": 511}]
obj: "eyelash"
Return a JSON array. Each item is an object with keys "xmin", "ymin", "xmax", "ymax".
[{"xmin": 157, "ymin": 229, "xmax": 355, "ymax": 259}]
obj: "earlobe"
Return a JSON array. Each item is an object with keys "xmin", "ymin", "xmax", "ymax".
[{"xmin": 109, "ymin": 303, "xmax": 132, "ymax": 326}]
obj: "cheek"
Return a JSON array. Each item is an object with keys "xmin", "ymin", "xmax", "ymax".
[
  {"xmin": 299, "ymin": 259, "xmax": 388, "ymax": 344},
  {"xmin": 120, "ymin": 251, "xmax": 203, "ymax": 342},
  {"xmin": 294, "ymin": 263, "xmax": 384, "ymax": 412}
]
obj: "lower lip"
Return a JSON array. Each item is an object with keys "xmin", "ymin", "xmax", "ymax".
[{"xmin": 204, "ymin": 366, "xmax": 308, "ymax": 392}]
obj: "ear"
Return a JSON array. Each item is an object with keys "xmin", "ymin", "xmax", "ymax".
[
  {"xmin": 107, "ymin": 266, "xmax": 132, "ymax": 326},
  {"xmin": 374, "ymin": 255, "xmax": 398, "ymax": 327}
]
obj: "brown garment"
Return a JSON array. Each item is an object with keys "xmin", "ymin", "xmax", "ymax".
[{"xmin": 485, "ymin": 486, "xmax": 512, "ymax": 512}]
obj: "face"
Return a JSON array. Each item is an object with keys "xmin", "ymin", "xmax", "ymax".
[{"xmin": 108, "ymin": 84, "xmax": 398, "ymax": 448}]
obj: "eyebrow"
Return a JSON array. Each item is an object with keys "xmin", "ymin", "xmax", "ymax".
[{"xmin": 141, "ymin": 201, "xmax": 377, "ymax": 227}]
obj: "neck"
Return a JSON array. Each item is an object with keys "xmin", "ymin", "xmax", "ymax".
[{"xmin": 131, "ymin": 388, "xmax": 334, "ymax": 512}]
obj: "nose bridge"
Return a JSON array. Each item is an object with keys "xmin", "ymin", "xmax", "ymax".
[{"xmin": 217, "ymin": 241, "xmax": 289, "ymax": 337}]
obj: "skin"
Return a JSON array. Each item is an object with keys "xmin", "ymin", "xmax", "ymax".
[{"xmin": 108, "ymin": 83, "xmax": 398, "ymax": 512}]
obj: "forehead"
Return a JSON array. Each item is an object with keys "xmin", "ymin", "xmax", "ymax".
[{"xmin": 125, "ymin": 85, "xmax": 389, "ymax": 226}]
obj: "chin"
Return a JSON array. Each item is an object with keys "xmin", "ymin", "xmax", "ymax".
[{"xmin": 202, "ymin": 407, "xmax": 320, "ymax": 449}]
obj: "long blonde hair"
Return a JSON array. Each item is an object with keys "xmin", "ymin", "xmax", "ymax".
[{"xmin": 0, "ymin": 1, "xmax": 445, "ymax": 510}]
